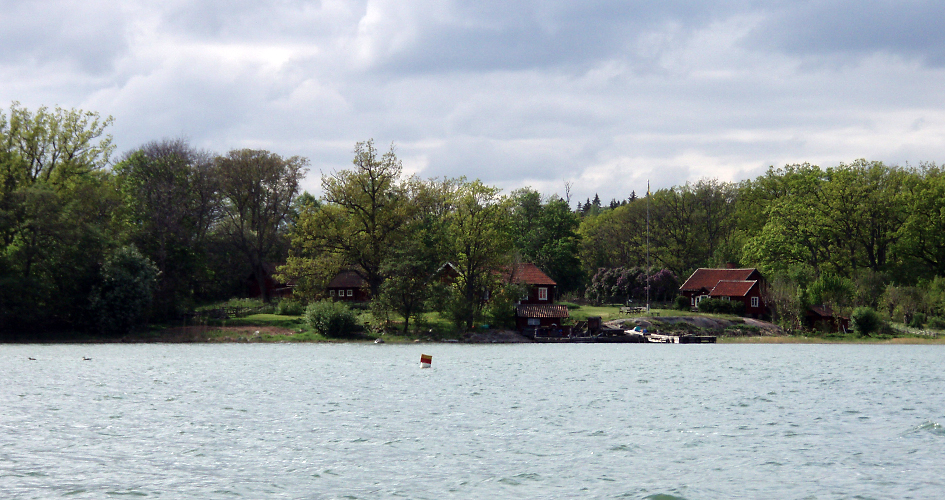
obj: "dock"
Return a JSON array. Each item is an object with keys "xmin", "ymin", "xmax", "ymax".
[{"xmin": 646, "ymin": 333, "xmax": 717, "ymax": 343}]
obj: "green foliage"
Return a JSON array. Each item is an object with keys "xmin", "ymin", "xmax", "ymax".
[
  {"xmin": 285, "ymin": 140, "xmax": 414, "ymax": 301},
  {"xmin": 374, "ymin": 238, "xmax": 442, "ymax": 334},
  {"xmin": 927, "ymin": 316, "xmax": 945, "ymax": 330},
  {"xmin": 442, "ymin": 291, "xmax": 479, "ymax": 332},
  {"xmin": 275, "ymin": 299, "xmax": 305, "ymax": 316},
  {"xmin": 90, "ymin": 246, "xmax": 159, "ymax": 335},
  {"xmin": 696, "ymin": 298, "xmax": 745, "ymax": 315},
  {"xmin": 851, "ymin": 307, "xmax": 882, "ymax": 336},
  {"xmin": 675, "ymin": 295, "xmax": 690, "ymax": 310},
  {"xmin": 439, "ymin": 180, "xmax": 514, "ymax": 329},
  {"xmin": 0, "ymin": 102, "xmax": 118, "ymax": 333},
  {"xmin": 216, "ymin": 149, "xmax": 307, "ymax": 303},
  {"xmin": 511, "ymin": 190, "xmax": 584, "ymax": 292},
  {"xmin": 484, "ymin": 283, "xmax": 527, "ymax": 329},
  {"xmin": 113, "ymin": 139, "xmax": 221, "ymax": 318},
  {"xmin": 305, "ymin": 300, "xmax": 360, "ymax": 337},
  {"xmin": 908, "ymin": 312, "xmax": 927, "ymax": 329}
]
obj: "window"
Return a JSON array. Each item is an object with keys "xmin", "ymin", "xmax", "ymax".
[
  {"xmin": 347, "ymin": 289, "xmax": 353, "ymax": 297},
  {"xmin": 330, "ymin": 289, "xmax": 335, "ymax": 296},
  {"xmin": 527, "ymin": 318, "xmax": 540, "ymax": 326},
  {"xmin": 690, "ymin": 296, "xmax": 695, "ymax": 306},
  {"xmin": 751, "ymin": 296, "xmax": 759, "ymax": 308},
  {"xmin": 538, "ymin": 287, "xmax": 548, "ymax": 301}
]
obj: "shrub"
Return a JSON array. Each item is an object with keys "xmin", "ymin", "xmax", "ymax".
[
  {"xmin": 276, "ymin": 299, "xmax": 305, "ymax": 316},
  {"xmin": 305, "ymin": 300, "xmax": 360, "ymax": 337},
  {"xmin": 927, "ymin": 316, "xmax": 945, "ymax": 330},
  {"xmin": 851, "ymin": 307, "xmax": 882, "ymax": 336},
  {"xmin": 908, "ymin": 312, "xmax": 927, "ymax": 329},
  {"xmin": 697, "ymin": 298, "xmax": 745, "ymax": 315},
  {"xmin": 90, "ymin": 245, "xmax": 159, "ymax": 335},
  {"xmin": 675, "ymin": 295, "xmax": 690, "ymax": 310}
]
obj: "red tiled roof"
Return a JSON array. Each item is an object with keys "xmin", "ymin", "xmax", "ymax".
[
  {"xmin": 680, "ymin": 268, "xmax": 758, "ymax": 291},
  {"xmin": 505, "ymin": 263, "xmax": 557, "ymax": 286},
  {"xmin": 327, "ymin": 270, "xmax": 367, "ymax": 288},
  {"xmin": 516, "ymin": 304, "xmax": 569, "ymax": 318},
  {"xmin": 709, "ymin": 280, "xmax": 757, "ymax": 297}
]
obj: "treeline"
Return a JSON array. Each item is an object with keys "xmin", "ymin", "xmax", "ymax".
[
  {"xmin": 578, "ymin": 161, "xmax": 945, "ymax": 329},
  {"xmin": 3, "ymin": 102, "xmax": 945, "ymax": 336},
  {"xmin": 0, "ymin": 103, "xmax": 306, "ymax": 335}
]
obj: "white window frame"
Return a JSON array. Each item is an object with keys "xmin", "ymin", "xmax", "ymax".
[
  {"xmin": 330, "ymin": 289, "xmax": 335, "ymax": 296},
  {"xmin": 527, "ymin": 318, "xmax": 540, "ymax": 326},
  {"xmin": 347, "ymin": 289, "xmax": 353, "ymax": 297},
  {"xmin": 751, "ymin": 296, "xmax": 759, "ymax": 308},
  {"xmin": 538, "ymin": 287, "xmax": 548, "ymax": 301}
]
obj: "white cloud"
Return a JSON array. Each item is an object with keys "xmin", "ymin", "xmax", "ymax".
[{"xmin": 1, "ymin": 1, "xmax": 944, "ymax": 203}]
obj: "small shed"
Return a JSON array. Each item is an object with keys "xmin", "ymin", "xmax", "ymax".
[
  {"xmin": 515, "ymin": 304, "xmax": 570, "ymax": 330},
  {"xmin": 806, "ymin": 305, "xmax": 850, "ymax": 332}
]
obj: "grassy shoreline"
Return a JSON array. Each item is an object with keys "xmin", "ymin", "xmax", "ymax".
[{"xmin": 4, "ymin": 305, "xmax": 943, "ymax": 344}]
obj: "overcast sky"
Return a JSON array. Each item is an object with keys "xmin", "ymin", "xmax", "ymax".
[{"xmin": 3, "ymin": 0, "xmax": 944, "ymax": 203}]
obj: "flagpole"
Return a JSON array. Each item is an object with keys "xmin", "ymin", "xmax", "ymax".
[{"xmin": 646, "ymin": 180, "xmax": 650, "ymax": 312}]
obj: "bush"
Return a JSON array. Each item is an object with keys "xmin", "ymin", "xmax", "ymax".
[
  {"xmin": 927, "ymin": 316, "xmax": 945, "ymax": 330},
  {"xmin": 276, "ymin": 299, "xmax": 305, "ymax": 316},
  {"xmin": 90, "ymin": 245, "xmax": 159, "ymax": 335},
  {"xmin": 675, "ymin": 295, "xmax": 690, "ymax": 310},
  {"xmin": 697, "ymin": 298, "xmax": 745, "ymax": 315},
  {"xmin": 908, "ymin": 312, "xmax": 927, "ymax": 329},
  {"xmin": 305, "ymin": 300, "xmax": 360, "ymax": 337},
  {"xmin": 851, "ymin": 307, "xmax": 882, "ymax": 336}
]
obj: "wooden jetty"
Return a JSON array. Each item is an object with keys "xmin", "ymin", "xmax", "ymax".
[{"xmin": 646, "ymin": 333, "xmax": 717, "ymax": 344}]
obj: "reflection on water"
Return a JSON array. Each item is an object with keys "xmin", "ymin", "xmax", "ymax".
[{"xmin": 1, "ymin": 344, "xmax": 944, "ymax": 499}]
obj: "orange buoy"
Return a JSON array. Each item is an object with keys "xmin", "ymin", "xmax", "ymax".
[{"xmin": 420, "ymin": 354, "xmax": 432, "ymax": 368}]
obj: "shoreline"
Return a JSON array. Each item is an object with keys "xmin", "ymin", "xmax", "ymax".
[{"xmin": 3, "ymin": 334, "xmax": 944, "ymax": 345}]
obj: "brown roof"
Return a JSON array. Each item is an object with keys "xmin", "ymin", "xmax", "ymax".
[
  {"xmin": 808, "ymin": 305, "xmax": 847, "ymax": 319},
  {"xmin": 516, "ymin": 304, "xmax": 569, "ymax": 319},
  {"xmin": 505, "ymin": 263, "xmax": 557, "ymax": 286},
  {"xmin": 327, "ymin": 270, "xmax": 367, "ymax": 288},
  {"xmin": 708, "ymin": 280, "xmax": 758, "ymax": 297},
  {"xmin": 680, "ymin": 268, "xmax": 758, "ymax": 292}
]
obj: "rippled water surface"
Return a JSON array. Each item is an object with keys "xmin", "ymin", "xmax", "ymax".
[{"xmin": 2, "ymin": 344, "xmax": 944, "ymax": 499}]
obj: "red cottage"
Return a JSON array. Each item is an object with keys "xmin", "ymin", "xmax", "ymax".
[
  {"xmin": 679, "ymin": 268, "xmax": 767, "ymax": 317},
  {"xmin": 503, "ymin": 263, "xmax": 570, "ymax": 330},
  {"xmin": 327, "ymin": 270, "xmax": 370, "ymax": 302}
]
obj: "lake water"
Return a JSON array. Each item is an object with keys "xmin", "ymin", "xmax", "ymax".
[{"xmin": 1, "ymin": 343, "xmax": 944, "ymax": 499}]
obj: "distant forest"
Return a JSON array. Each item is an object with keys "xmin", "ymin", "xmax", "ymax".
[{"xmin": 2, "ymin": 103, "xmax": 944, "ymax": 336}]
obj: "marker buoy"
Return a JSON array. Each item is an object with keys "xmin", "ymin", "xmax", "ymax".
[{"xmin": 420, "ymin": 354, "xmax": 432, "ymax": 368}]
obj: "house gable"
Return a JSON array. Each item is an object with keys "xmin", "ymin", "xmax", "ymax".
[{"xmin": 504, "ymin": 263, "xmax": 557, "ymax": 304}]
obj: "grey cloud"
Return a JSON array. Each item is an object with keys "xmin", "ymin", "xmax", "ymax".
[
  {"xmin": 746, "ymin": 1, "xmax": 945, "ymax": 66},
  {"xmin": 0, "ymin": 1, "xmax": 128, "ymax": 73},
  {"xmin": 364, "ymin": 1, "xmax": 742, "ymax": 74},
  {"xmin": 158, "ymin": 0, "xmax": 362, "ymax": 42}
]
